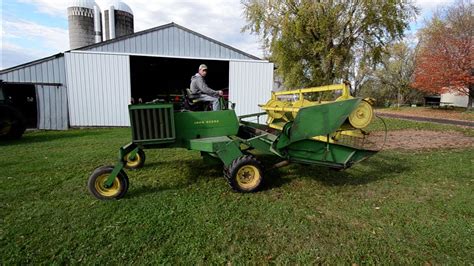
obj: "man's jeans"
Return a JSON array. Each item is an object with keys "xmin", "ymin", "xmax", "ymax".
[{"xmin": 196, "ymin": 94, "xmax": 220, "ymax": 111}]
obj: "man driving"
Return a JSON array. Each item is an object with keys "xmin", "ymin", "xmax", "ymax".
[{"xmin": 189, "ymin": 64, "xmax": 223, "ymax": 111}]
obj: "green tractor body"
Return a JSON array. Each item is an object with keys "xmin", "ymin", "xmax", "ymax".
[
  {"xmin": 0, "ymin": 83, "xmax": 26, "ymax": 140},
  {"xmin": 89, "ymin": 97, "xmax": 380, "ymax": 200}
]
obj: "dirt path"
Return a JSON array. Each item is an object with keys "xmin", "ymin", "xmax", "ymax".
[
  {"xmin": 376, "ymin": 112, "xmax": 474, "ymax": 128},
  {"xmin": 368, "ymin": 129, "xmax": 474, "ymax": 150},
  {"xmin": 376, "ymin": 107, "xmax": 474, "ymax": 120}
]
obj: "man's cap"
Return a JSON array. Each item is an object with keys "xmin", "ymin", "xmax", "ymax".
[{"xmin": 199, "ymin": 64, "xmax": 208, "ymax": 70}]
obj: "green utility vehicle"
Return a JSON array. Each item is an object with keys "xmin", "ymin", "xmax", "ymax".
[
  {"xmin": 0, "ymin": 81, "xmax": 26, "ymax": 140},
  {"xmin": 88, "ymin": 94, "xmax": 382, "ymax": 200}
]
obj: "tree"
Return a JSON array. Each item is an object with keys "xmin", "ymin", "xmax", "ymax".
[
  {"xmin": 375, "ymin": 41, "xmax": 421, "ymax": 105},
  {"xmin": 242, "ymin": 0, "xmax": 418, "ymax": 88},
  {"xmin": 412, "ymin": 0, "xmax": 474, "ymax": 110},
  {"xmin": 359, "ymin": 41, "xmax": 424, "ymax": 106}
]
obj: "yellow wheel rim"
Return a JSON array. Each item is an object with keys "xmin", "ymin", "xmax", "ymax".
[
  {"xmin": 94, "ymin": 174, "xmax": 121, "ymax": 197},
  {"xmin": 125, "ymin": 152, "xmax": 141, "ymax": 168},
  {"xmin": 236, "ymin": 165, "xmax": 261, "ymax": 190},
  {"xmin": 349, "ymin": 100, "xmax": 374, "ymax": 129}
]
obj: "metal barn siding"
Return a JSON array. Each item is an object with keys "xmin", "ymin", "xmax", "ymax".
[
  {"xmin": 36, "ymin": 85, "xmax": 69, "ymax": 130},
  {"xmin": 229, "ymin": 61, "xmax": 274, "ymax": 119},
  {"xmin": 65, "ymin": 52, "xmax": 131, "ymax": 127},
  {"xmin": 0, "ymin": 56, "xmax": 66, "ymax": 84},
  {"xmin": 83, "ymin": 24, "xmax": 257, "ymax": 60},
  {"xmin": 0, "ymin": 55, "xmax": 69, "ymax": 130}
]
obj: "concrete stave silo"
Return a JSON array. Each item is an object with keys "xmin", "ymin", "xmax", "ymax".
[
  {"xmin": 104, "ymin": 1, "xmax": 134, "ymax": 40},
  {"xmin": 67, "ymin": 0, "xmax": 102, "ymax": 49}
]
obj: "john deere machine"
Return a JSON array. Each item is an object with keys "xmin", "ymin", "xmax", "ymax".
[
  {"xmin": 88, "ymin": 83, "xmax": 382, "ymax": 200},
  {"xmin": 0, "ymin": 81, "xmax": 26, "ymax": 140}
]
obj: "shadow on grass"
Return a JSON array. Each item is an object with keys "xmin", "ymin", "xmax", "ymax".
[
  {"xmin": 140, "ymin": 161, "xmax": 170, "ymax": 169},
  {"xmin": 0, "ymin": 130, "xmax": 111, "ymax": 146},
  {"xmin": 128, "ymin": 159, "xmax": 224, "ymax": 198},
  {"xmin": 126, "ymin": 152, "xmax": 409, "ymax": 198},
  {"xmin": 262, "ymin": 152, "xmax": 410, "ymax": 190}
]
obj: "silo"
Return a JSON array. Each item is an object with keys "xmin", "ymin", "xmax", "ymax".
[
  {"xmin": 104, "ymin": 1, "xmax": 134, "ymax": 40},
  {"xmin": 67, "ymin": 0, "xmax": 102, "ymax": 49}
]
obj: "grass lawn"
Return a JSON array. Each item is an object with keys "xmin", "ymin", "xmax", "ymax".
[{"xmin": 1, "ymin": 118, "xmax": 473, "ymax": 264}]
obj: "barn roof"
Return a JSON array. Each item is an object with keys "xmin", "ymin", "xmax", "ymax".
[
  {"xmin": 77, "ymin": 22, "xmax": 261, "ymax": 60},
  {"xmin": 1, "ymin": 22, "xmax": 261, "ymax": 74}
]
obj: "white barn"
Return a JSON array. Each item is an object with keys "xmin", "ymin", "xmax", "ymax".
[
  {"xmin": 440, "ymin": 92, "xmax": 473, "ymax": 108},
  {"xmin": 0, "ymin": 23, "xmax": 273, "ymax": 129}
]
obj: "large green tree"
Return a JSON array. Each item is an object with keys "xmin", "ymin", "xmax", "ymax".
[{"xmin": 242, "ymin": 0, "xmax": 418, "ymax": 88}]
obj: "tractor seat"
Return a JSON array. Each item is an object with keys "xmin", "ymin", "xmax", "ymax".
[
  {"xmin": 183, "ymin": 88, "xmax": 208, "ymax": 111},
  {"xmin": 186, "ymin": 88, "xmax": 203, "ymax": 104}
]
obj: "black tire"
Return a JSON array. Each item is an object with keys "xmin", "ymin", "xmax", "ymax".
[
  {"xmin": 123, "ymin": 149, "xmax": 146, "ymax": 170},
  {"xmin": 0, "ymin": 105, "xmax": 26, "ymax": 140},
  {"xmin": 224, "ymin": 155, "xmax": 264, "ymax": 193},
  {"xmin": 87, "ymin": 165, "xmax": 129, "ymax": 200}
]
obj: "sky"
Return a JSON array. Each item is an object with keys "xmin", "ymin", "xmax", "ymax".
[{"xmin": 0, "ymin": 0, "xmax": 455, "ymax": 70}]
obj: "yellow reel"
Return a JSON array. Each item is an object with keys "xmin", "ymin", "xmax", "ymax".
[
  {"xmin": 264, "ymin": 99, "xmax": 291, "ymax": 120},
  {"xmin": 291, "ymin": 99, "xmax": 313, "ymax": 119}
]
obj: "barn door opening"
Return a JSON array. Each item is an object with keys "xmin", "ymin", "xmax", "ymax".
[{"xmin": 129, "ymin": 56, "xmax": 229, "ymax": 105}]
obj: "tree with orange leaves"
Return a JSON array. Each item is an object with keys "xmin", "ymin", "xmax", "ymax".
[{"xmin": 412, "ymin": 0, "xmax": 473, "ymax": 110}]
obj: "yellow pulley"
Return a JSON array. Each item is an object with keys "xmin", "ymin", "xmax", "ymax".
[{"xmin": 348, "ymin": 99, "xmax": 374, "ymax": 129}]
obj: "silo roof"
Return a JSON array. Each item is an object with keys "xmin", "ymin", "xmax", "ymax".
[
  {"xmin": 68, "ymin": 0, "xmax": 100, "ymax": 10},
  {"xmin": 105, "ymin": 0, "xmax": 133, "ymax": 14}
]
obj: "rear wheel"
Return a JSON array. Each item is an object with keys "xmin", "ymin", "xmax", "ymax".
[
  {"xmin": 224, "ymin": 155, "xmax": 264, "ymax": 193},
  {"xmin": 124, "ymin": 149, "xmax": 145, "ymax": 169},
  {"xmin": 0, "ymin": 105, "xmax": 26, "ymax": 140},
  {"xmin": 87, "ymin": 165, "xmax": 129, "ymax": 200}
]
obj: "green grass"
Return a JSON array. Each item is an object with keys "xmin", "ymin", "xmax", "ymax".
[
  {"xmin": 368, "ymin": 116, "xmax": 474, "ymax": 137},
  {"xmin": 1, "ymin": 120, "xmax": 473, "ymax": 264}
]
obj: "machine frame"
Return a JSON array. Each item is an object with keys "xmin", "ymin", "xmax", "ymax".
[{"xmin": 88, "ymin": 84, "xmax": 382, "ymax": 200}]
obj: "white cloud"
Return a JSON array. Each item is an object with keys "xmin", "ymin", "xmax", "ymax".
[
  {"xmin": 3, "ymin": 0, "xmax": 457, "ymax": 69},
  {"xmin": 95, "ymin": 0, "xmax": 264, "ymax": 57},
  {"xmin": 3, "ymin": 19, "xmax": 69, "ymax": 52},
  {"xmin": 11, "ymin": 0, "xmax": 264, "ymax": 58},
  {"xmin": 17, "ymin": 0, "xmax": 69, "ymax": 17},
  {"xmin": 1, "ymin": 17, "xmax": 69, "ymax": 69},
  {"xmin": 1, "ymin": 43, "xmax": 40, "ymax": 69}
]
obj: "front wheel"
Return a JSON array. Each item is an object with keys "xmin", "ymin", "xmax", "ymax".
[
  {"xmin": 224, "ymin": 155, "xmax": 264, "ymax": 193},
  {"xmin": 123, "ymin": 149, "xmax": 145, "ymax": 169},
  {"xmin": 88, "ymin": 165, "xmax": 129, "ymax": 200}
]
